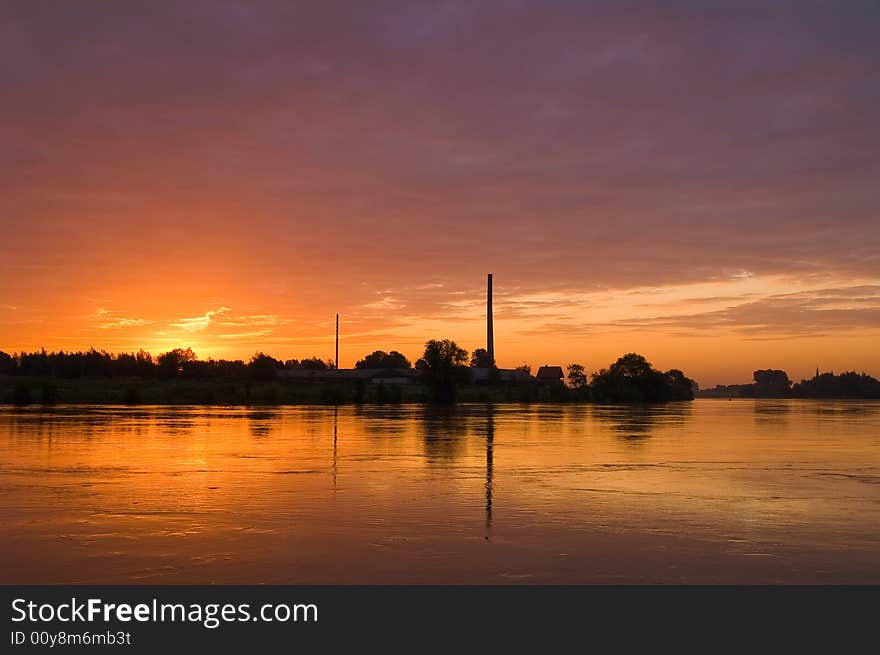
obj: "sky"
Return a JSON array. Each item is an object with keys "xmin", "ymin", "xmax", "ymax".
[{"xmin": 1, "ymin": 1, "xmax": 879, "ymax": 387}]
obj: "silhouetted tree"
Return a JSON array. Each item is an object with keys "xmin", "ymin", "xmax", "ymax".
[
  {"xmin": 792, "ymin": 371, "xmax": 880, "ymax": 398},
  {"xmin": 0, "ymin": 351, "xmax": 14, "ymax": 375},
  {"xmin": 135, "ymin": 349, "xmax": 154, "ymax": 376},
  {"xmin": 665, "ymin": 369, "xmax": 696, "ymax": 400},
  {"xmin": 18, "ymin": 348, "xmax": 52, "ymax": 376},
  {"xmin": 157, "ymin": 347, "xmax": 197, "ymax": 378},
  {"xmin": 591, "ymin": 353, "xmax": 694, "ymax": 402},
  {"xmin": 299, "ymin": 357, "xmax": 329, "ymax": 370},
  {"xmin": 470, "ymin": 348, "xmax": 494, "ymax": 368},
  {"xmin": 0, "ymin": 347, "xmax": 281, "ymax": 382},
  {"xmin": 114, "ymin": 353, "xmax": 138, "ymax": 377},
  {"xmin": 751, "ymin": 369, "xmax": 791, "ymax": 397},
  {"xmin": 249, "ymin": 352, "xmax": 282, "ymax": 381},
  {"xmin": 612, "ymin": 353, "xmax": 653, "ymax": 379},
  {"xmin": 198, "ymin": 358, "xmax": 247, "ymax": 379},
  {"xmin": 415, "ymin": 339, "xmax": 470, "ymax": 403},
  {"xmin": 566, "ymin": 363, "xmax": 588, "ymax": 389},
  {"xmin": 355, "ymin": 350, "xmax": 411, "ymax": 369}
]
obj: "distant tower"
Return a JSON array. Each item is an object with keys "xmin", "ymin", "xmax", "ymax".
[
  {"xmin": 335, "ymin": 313, "xmax": 339, "ymax": 370},
  {"xmin": 487, "ymin": 273, "xmax": 494, "ymax": 367},
  {"xmin": 815, "ymin": 365, "xmax": 819, "ymax": 379}
]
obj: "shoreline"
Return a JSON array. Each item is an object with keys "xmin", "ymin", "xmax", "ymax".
[{"xmin": 3, "ymin": 376, "xmax": 876, "ymax": 406}]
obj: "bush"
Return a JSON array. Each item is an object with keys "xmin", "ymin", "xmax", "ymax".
[
  {"xmin": 415, "ymin": 339, "xmax": 470, "ymax": 404},
  {"xmin": 123, "ymin": 387, "xmax": 142, "ymax": 404},
  {"xmin": 354, "ymin": 379, "xmax": 366, "ymax": 404},
  {"xmin": 517, "ymin": 382, "xmax": 533, "ymax": 403},
  {"xmin": 40, "ymin": 382, "xmax": 59, "ymax": 404},
  {"xmin": 591, "ymin": 354, "xmax": 695, "ymax": 403},
  {"xmin": 319, "ymin": 385, "xmax": 347, "ymax": 405},
  {"xmin": 13, "ymin": 382, "xmax": 33, "ymax": 405},
  {"xmin": 261, "ymin": 384, "xmax": 281, "ymax": 405}
]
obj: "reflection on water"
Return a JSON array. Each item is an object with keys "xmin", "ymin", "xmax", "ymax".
[
  {"xmin": 332, "ymin": 406, "xmax": 338, "ymax": 492},
  {"xmin": 1, "ymin": 400, "xmax": 879, "ymax": 584},
  {"xmin": 753, "ymin": 401, "xmax": 792, "ymax": 426},
  {"xmin": 593, "ymin": 403, "xmax": 692, "ymax": 442},
  {"xmin": 485, "ymin": 406, "xmax": 494, "ymax": 531},
  {"xmin": 247, "ymin": 409, "xmax": 281, "ymax": 438},
  {"xmin": 421, "ymin": 406, "xmax": 470, "ymax": 463}
]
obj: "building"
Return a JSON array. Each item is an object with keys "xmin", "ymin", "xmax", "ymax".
[
  {"xmin": 472, "ymin": 367, "xmax": 532, "ymax": 384},
  {"xmin": 279, "ymin": 273, "xmax": 527, "ymax": 388},
  {"xmin": 535, "ymin": 366, "xmax": 564, "ymax": 384},
  {"xmin": 367, "ymin": 368, "xmax": 419, "ymax": 386},
  {"xmin": 277, "ymin": 368, "xmax": 418, "ymax": 385}
]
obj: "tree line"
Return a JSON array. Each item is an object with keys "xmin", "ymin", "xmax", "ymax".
[
  {"xmin": 411, "ymin": 341, "xmax": 695, "ymax": 403},
  {"xmin": 0, "ymin": 343, "xmax": 698, "ymax": 404},
  {"xmin": 700, "ymin": 369, "xmax": 880, "ymax": 399},
  {"xmin": 0, "ymin": 348, "xmax": 332, "ymax": 381}
]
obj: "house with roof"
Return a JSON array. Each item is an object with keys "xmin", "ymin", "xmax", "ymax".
[
  {"xmin": 535, "ymin": 366, "xmax": 564, "ymax": 385},
  {"xmin": 471, "ymin": 367, "xmax": 533, "ymax": 384}
]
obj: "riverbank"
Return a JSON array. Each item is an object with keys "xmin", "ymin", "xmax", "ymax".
[
  {"xmin": 5, "ymin": 376, "xmax": 873, "ymax": 406},
  {"xmin": 0, "ymin": 375, "xmax": 579, "ymax": 405}
]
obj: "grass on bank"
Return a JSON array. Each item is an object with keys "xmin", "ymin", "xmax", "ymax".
[{"xmin": 0, "ymin": 376, "xmax": 578, "ymax": 406}]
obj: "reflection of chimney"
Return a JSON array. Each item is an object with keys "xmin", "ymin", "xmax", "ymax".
[{"xmin": 487, "ymin": 273, "xmax": 494, "ymax": 367}]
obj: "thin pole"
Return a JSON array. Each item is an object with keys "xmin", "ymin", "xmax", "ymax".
[
  {"xmin": 335, "ymin": 313, "xmax": 339, "ymax": 369},
  {"xmin": 487, "ymin": 273, "xmax": 494, "ymax": 367}
]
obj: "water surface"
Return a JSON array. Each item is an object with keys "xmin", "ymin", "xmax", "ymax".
[{"xmin": 2, "ymin": 400, "xmax": 878, "ymax": 583}]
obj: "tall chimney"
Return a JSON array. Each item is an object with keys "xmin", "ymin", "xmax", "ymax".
[
  {"xmin": 335, "ymin": 313, "xmax": 339, "ymax": 370},
  {"xmin": 487, "ymin": 273, "xmax": 494, "ymax": 367}
]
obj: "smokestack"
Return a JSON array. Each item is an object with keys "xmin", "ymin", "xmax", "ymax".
[
  {"xmin": 487, "ymin": 273, "xmax": 494, "ymax": 367},
  {"xmin": 335, "ymin": 313, "xmax": 339, "ymax": 370}
]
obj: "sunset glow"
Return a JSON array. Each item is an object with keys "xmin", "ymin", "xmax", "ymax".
[{"xmin": 2, "ymin": 2, "xmax": 879, "ymax": 387}]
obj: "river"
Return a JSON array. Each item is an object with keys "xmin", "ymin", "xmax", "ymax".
[{"xmin": 1, "ymin": 400, "xmax": 878, "ymax": 583}]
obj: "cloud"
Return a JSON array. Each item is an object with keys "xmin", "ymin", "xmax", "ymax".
[
  {"xmin": 171, "ymin": 307, "xmax": 230, "ymax": 332},
  {"xmin": 1, "ymin": 2, "xmax": 879, "ymax": 374},
  {"xmin": 90, "ymin": 306, "xmax": 151, "ymax": 329},
  {"xmin": 217, "ymin": 329, "xmax": 273, "ymax": 340},
  {"xmin": 98, "ymin": 317, "xmax": 152, "ymax": 329},
  {"xmin": 217, "ymin": 314, "xmax": 288, "ymax": 327},
  {"xmin": 633, "ymin": 294, "xmax": 761, "ymax": 309},
  {"xmin": 3, "ymin": 1, "xmax": 879, "ymax": 296},
  {"xmin": 562, "ymin": 285, "xmax": 880, "ymax": 338},
  {"xmin": 166, "ymin": 309, "xmax": 289, "ymax": 342}
]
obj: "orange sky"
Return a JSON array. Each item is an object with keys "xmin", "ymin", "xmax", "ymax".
[
  {"xmin": 1, "ymin": 2, "xmax": 879, "ymax": 387},
  {"xmin": 2, "ymin": 268, "xmax": 878, "ymax": 387}
]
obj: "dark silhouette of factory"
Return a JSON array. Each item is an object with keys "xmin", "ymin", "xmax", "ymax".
[
  {"xmin": 278, "ymin": 273, "xmax": 558, "ymax": 386},
  {"xmin": 472, "ymin": 274, "xmax": 556, "ymax": 384},
  {"xmin": 2, "ymin": 274, "xmax": 707, "ymax": 404}
]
